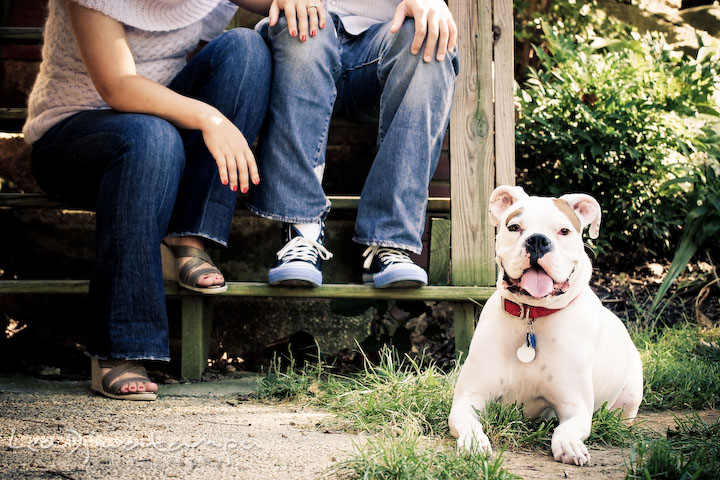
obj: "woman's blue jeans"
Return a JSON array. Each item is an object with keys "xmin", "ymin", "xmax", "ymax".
[
  {"xmin": 247, "ymin": 16, "xmax": 459, "ymax": 254},
  {"xmin": 30, "ymin": 29, "xmax": 271, "ymax": 361}
]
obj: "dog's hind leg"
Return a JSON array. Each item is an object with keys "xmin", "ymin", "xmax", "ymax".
[{"xmin": 610, "ymin": 353, "xmax": 643, "ymax": 424}]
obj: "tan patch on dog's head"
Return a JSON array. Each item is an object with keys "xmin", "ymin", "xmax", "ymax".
[
  {"xmin": 552, "ymin": 198, "xmax": 582, "ymax": 233},
  {"xmin": 505, "ymin": 207, "xmax": 523, "ymax": 226}
]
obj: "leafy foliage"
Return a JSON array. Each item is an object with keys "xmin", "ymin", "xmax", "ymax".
[
  {"xmin": 516, "ymin": 26, "xmax": 720, "ymax": 256},
  {"xmin": 651, "ymin": 156, "xmax": 720, "ymax": 311}
]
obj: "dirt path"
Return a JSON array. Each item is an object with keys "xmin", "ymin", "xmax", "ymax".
[
  {"xmin": 1, "ymin": 375, "xmax": 717, "ymax": 479},
  {"xmin": 0, "ymin": 376, "xmax": 364, "ymax": 479}
]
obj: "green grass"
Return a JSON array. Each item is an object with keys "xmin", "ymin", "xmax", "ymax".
[
  {"xmin": 478, "ymin": 401, "xmax": 636, "ymax": 452},
  {"xmin": 257, "ymin": 346, "xmax": 635, "ymax": 450},
  {"xmin": 327, "ymin": 432, "xmax": 520, "ymax": 480},
  {"xmin": 476, "ymin": 402, "xmax": 555, "ymax": 451},
  {"xmin": 321, "ymin": 349, "xmax": 456, "ymax": 436},
  {"xmin": 627, "ymin": 413, "xmax": 720, "ymax": 480},
  {"xmin": 256, "ymin": 325, "xmax": 719, "ymax": 479},
  {"xmin": 632, "ymin": 324, "xmax": 720, "ymax": 409}
]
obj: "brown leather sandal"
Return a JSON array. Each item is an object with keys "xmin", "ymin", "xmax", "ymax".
[
  {"xmin": 90, "ymin": 358, "xmax": 157, "ymax": 401},
  {"xmin": 163, "ymin": 243, "xmax": 227, "ymax": 294}
]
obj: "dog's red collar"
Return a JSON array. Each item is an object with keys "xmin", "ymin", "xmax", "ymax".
[{"xmin": 503, "ymin": 297, "xmax": 576, "ymax": 320}]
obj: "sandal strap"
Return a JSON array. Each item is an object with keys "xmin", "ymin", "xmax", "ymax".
[
  {"xmin": 164, "ymin": 244, "xmax": 224, "ymax": 287},
  {"xmin": 164, "ymin": 244, "xmax": 214, "ymax": 264},
  {"xmin": 178, "ymin": 256, "xmax": 222, "ymax": 286},
  {"xmin": 100, "ymin": 361, "xmax": 152, "ymax": 395}
]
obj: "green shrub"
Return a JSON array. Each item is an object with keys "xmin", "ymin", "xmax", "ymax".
[
  {"xmin": 516, "ymin": 28, "xmax": 720, "ymax": 255},
  {"xmin": 651, "ymin": 155, "xmax": 720, "ymax": 311},
  {"xmin": 514, "ymin": 0, "xmax": 629, "ymax": 82}
]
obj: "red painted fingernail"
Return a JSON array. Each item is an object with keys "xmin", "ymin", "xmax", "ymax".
[
  {"xmin": 231, "ymin": 185, "xmax": 238, "ymax": 192},
  {"xmin": 253, "ymin": 177, "xmax": 260, "ymax": 185},
  {"xmin": 311, "ymin": 30, "xmax": 316, "ymax": 37},
  {"xmin": 301, "ymin": 34, "xmax": 306, "ymax": 41},
  {"xmin": 242, "ymin": 187, "xmax": 248, "ymax": 194},
  {"xmin": 290, "ymin": 30, "xmax": 297, "ymax": 37},
  {"xmin": 321, "ymin": 23, "xmax": 325, "ymax": 29},
  {"xmin": 222, "ymin": 179, "xmax": 228, "ymax": 185}
]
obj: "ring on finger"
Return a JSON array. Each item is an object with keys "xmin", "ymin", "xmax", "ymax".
[{"xmin": 307, "ymin": 4, "xmax": 318, "ymax": 9}]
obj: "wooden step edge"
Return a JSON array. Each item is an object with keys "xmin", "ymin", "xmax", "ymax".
[
  {"xmin": 0, "ymin": 193, "xmax": 451, "ymax": 213},
  {"xmin": 0, "ymin": 27, "xmax": 44, "ymax": 44},
  {"xmin": 0, "ymin": 279, "xmax": 493, "ymax": 301}
]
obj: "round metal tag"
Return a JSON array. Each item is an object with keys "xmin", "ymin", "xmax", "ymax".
[{"xmin": 516, "ymin": 344, "xmax": 536, "ymax": 363}]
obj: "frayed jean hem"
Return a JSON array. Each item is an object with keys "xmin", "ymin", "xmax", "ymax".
[
  {"xmin": 353, "ymin": 236, "xmax": 422, "ymax": 255},
  {"xmin": 246, "ymin": 203, "xmax": 329, "ymax": 225},
  {"xmin": 85, "ymin": 352, "xmax": 171, "ymax": 362},
  {"xmin": 164, "ymin": 232, "xmax": 228, "ymax": 249}
]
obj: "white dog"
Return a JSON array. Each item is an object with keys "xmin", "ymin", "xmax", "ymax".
[{"xmin": 449, "ymin": 186, "xmax": 643, "ymax": 466}]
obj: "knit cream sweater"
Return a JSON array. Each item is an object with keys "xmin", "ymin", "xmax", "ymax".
[{"xmin": 23, "ymin": 0, "xmax": 237, "ymax": 144}]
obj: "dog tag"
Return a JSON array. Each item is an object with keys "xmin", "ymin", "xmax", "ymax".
[
  {"xmin": 516, "ymin": 344, "xmax": 536, "ymax": 363},
  {"xmin": 517, "ymin": 332, "xmax": 537, "ymax": 363}
]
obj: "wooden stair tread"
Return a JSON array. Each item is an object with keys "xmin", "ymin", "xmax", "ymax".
[
  {"xmin": 0, "ymin": 279, "xmax": 493, "ymax": 301},
  {"xmin": 0, "ymin": 193, "xmax": 451, "ymax": 213}
]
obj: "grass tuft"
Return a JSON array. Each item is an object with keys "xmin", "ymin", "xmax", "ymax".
[
  {"xmin": 588, "ymin": 403, "xmax": 637, "ymax": 447},
  {"xmin": 328, "ymin": 432, "xmax": 520, "ymax": 480},
  {"xmin": 322, "ymin": 348, "xmax": 456, "ymax": 436},
  {"xmin": 632, "ymin": 325, "xmax": 720, "ymax": 409},
  {"xmin": 627, "ymin": 413, "xmax": 720, "ymax": 480},
  {"xmin": 477, "ymin": 402, "xmax": 555, "ymax": 451},
  {"xmin": 256, "ymin": 349, "xmax": 327, "ymax": 400}
]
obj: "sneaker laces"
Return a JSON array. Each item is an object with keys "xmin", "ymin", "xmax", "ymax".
[
  {"xmin": 362, "ymin": 246, "xmax": 413, "ymax": 270},
  {"xmin": 276, "ymin": 236, "xmax": 333, "ymax": 263}
]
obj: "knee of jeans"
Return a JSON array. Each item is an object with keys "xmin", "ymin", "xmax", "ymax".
[
  {"xmin": 267, "ymin": 15, "xmax": 339, "ymax": 69},
  {"xmin": 118, "ymin": 116, "xmax": 185, "ymax": 177},
  {"xmin": 216, "ymin": 29, "xmax": 272, "ymax": 78},
  {"xmin": 384, "ymin": 19, "xmax": 459, "ymax": 80}
]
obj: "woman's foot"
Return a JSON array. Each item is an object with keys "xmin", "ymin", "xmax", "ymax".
[
  {"xmin": 90, "ymin": 358, "xmax": 158, "ymax": 401},
  {"xmin": 163, "ymin": 236, "xmax": 224, "ymax": 288}
]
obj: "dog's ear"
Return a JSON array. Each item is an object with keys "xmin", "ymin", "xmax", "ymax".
[
  {"xmin": 559, "ymin": 194, "xmax": 602, "ymax": 239},
  {"xmin": 489, "ymin": 185, "xmax": 528, "ymax": 226}
]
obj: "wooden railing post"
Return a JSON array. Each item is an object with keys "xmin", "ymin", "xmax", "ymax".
[
  {"xmin": 494, "ymin": 0, "xmax": 516, "ymax": 187},
  {"xmin": 449, "ymin": 0, "xmax": 515, "ymax": 358}
]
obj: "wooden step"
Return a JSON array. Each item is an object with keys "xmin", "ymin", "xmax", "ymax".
[
  {"xmin": 0, "ymin": 27, "xmax": 43, "ymax": 44},
  {"xmin": 0, "ymin": 279, "xmax": 493, "ymax": 301},
  {"xmin": 0, "ymin": 193, "xmax": 451, "ymax": 213}
]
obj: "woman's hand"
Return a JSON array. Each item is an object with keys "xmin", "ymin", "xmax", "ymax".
[
  {"xmin": 269, "ymin": 0, "xmax": 326, "ymax": 41},
  {"xmin": 198, "ymin": 108, "xmax": 259, "ymax": 193}
]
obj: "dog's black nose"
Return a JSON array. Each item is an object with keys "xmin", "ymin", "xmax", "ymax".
[{"xmin": 526, "ymin": 234, "xmax": 552, "ymax": 265}]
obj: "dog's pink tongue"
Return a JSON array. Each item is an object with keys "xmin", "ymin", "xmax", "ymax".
[{"xmin": 521, "ymin": 268, "xmax": 554, "ymax": 298}]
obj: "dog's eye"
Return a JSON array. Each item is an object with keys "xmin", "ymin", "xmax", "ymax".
[
  {"xmin": 559, "ymin": 228, "xmax": 571, "ymax": 236},
  {"xmin": 507, "ymin": 224, "xmax": 520, "ymax": 232}
]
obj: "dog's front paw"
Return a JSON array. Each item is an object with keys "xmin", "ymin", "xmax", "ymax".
[
  {"xmin": 457, "ymin": 428, "xmax": 492, "ymax": 455},
  {"xmin": 551, "ymin": 434, "xmax": 591, "ymax": 466}
]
